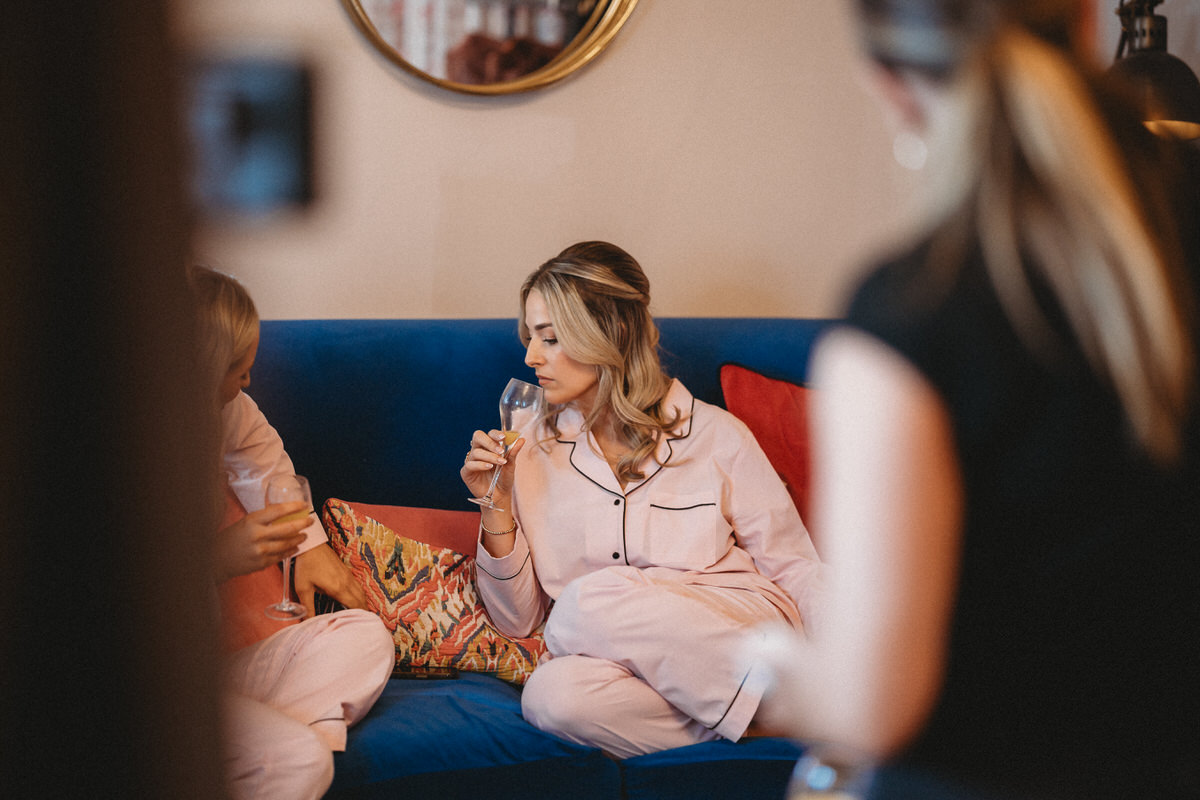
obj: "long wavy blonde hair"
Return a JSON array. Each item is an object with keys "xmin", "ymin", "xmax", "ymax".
[
  {"xmin": 859, "ymin": 0, "xmax": 1195, "ymax": 464},
  {"xmin": 519, "ymin": 242, "xmax": 679, "ymax": 483}
]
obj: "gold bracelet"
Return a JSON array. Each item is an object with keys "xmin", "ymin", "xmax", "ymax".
[{"xmin": 481, "ymin": 518, "xmax": 518, "ymax": 536}]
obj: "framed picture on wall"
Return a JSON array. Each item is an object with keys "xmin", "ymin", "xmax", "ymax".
[{"xmin": 185, "ymin": 55, "xmax": 314, "ymax": 217}]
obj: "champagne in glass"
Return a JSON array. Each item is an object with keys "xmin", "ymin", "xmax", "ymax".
[
  {"xmin": 264, "ymin": 473, "xmax": 312, "ymax": 621},
  {"xmin": 468, "ymin": 378, "xmax": 544, "ymax": 511}
]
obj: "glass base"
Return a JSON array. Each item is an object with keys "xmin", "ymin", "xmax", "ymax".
[
  {"xmin": 467, "ymin": 496, "xmax": 504, "ymax": 511},
  {"xmin": 265, "ymin": 601, "xmax": 308, "ymax": 621}
]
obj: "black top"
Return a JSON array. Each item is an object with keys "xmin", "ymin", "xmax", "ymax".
[{"xmin": 843, "ymin": 154, "xmax": 1200, "ymax": 799}]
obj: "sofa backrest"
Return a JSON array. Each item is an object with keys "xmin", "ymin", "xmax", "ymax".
[{"xmin": 251, "ymin": 318, "xmax": 831, "ymax": 511}]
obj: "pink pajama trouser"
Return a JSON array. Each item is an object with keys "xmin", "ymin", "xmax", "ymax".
[
  {"xmin": 222, "ymin": 608, "xmax": 394, "ymax": 799},
  {"xmin": 521, "ymin": 566, "xmax": 787, "ymax": 758}
]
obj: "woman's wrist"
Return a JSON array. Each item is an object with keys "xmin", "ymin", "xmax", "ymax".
[
  {"xmin": 478, "ymin": 513, "xmax": 517, "ymax": 559},
  {"xmin": 481, "ymin": 516, "xmax": 517, "ymax": 536}
]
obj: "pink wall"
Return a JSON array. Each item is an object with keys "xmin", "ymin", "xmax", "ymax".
[{"xmin": 177, "ymin": 0, "xmax": 1200, "ymax": 321}]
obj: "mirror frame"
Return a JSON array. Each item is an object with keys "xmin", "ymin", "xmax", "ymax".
[{"xmin": 340, "ymin": 0, "xmax": 640, "ymax": 95}]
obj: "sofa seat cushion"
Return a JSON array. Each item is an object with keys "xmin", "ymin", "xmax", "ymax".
[
  {"xmin": 620, "ymin": 737, "xmax": 803, "ymax": 800},
  {"xmin": 326, "ymin": 672, "xmax": 620, "ymax": 799}
]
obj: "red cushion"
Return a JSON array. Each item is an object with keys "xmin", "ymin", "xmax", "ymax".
[{"xmin": 719, "ymin": 364, "xmax": 813, "ymax": 523}]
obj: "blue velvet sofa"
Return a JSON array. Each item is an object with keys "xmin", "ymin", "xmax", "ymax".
[{"xmin": 250, "ymin": 317, "xmax": 830, "ymax": 799}]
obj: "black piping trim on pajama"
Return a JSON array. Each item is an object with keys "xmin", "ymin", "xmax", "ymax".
[
  {"xmin": 556, "ymin": 394, "xmax": 699, "ymax": 568},
  {"xmin": 560, "ymin": 438, "xmax": 629, "ymax": 565},
  {"xmin": 647, "ymin": 502, "xmax": 717, "ymax": 512},
  {"xmin": 709, "ymin": 668, "xmax": 752, "ymax": 732},
  {"xmin": 474, "ymin": 549, "xmax": 532, "ymax": 581}
]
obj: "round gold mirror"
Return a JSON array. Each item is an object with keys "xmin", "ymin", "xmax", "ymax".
[{"xmin": 341, "ymin": 0, "xmax": 639, "ymax": 95}]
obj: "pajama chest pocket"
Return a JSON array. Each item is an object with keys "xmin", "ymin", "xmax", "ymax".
[{"xmin": 644, "ymin": 493, "xmax": 731, "ymax": 570}]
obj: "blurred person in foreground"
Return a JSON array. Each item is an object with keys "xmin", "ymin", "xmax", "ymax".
[{"xmin": 754, "ymin": 1, "xmax": 1200, "ymax": 798}]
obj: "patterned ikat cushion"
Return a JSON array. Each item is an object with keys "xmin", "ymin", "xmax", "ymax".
[{"xmin": 321, "ymin": 498, "xmax": 547, "ymax": 685}]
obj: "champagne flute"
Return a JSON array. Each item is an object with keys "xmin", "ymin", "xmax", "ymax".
[
  {"xmin": 468, "ymin": 378, "xmax": 544, "ymax": 511},
  {"xmin": 264, "ymin": 473, "xmax": 312, "ymax": 621}
]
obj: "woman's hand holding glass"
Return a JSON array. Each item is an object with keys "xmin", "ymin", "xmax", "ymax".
[
  {"xmin": 463, "ymin": 429, "xmax": 528, "ymax": 558},
  {"xmin": 213, "ymin": 502, "xmax": 310, "ymax": 584},
  {"xmin": 462, "ymin": 428, "xmax": 528, "ymax": 514},
  {"xmin": 264, "ymin": 474, "xmax": 314, "ymax": 620},
  {"xmin": 465, "ymin": 378, "xmax": 544, "ymax": 511}
]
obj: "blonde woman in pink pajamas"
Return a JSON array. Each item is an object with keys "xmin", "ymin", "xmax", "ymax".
[
  {"xmin": 462, "ymin": 242, "xmax": 824, "ymax": 758},
  {"xmin": 191, "ymin": 266, "xmax": 394, "ymax": 799}
]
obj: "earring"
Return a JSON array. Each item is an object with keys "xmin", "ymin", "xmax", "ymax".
[{"xmin": 892, "ymin": 129, "xmax": 927, "ymax": 171}]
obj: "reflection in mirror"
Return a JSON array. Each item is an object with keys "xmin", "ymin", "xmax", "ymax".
[
  {"xmin": 343, "ymin": 0, "xmax": 638, "ymax": 95},
  {"xmin": 361, "ymin": 0, "xmax": 600, "ymax": 85}
]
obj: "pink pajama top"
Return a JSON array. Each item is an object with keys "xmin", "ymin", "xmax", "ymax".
[
  {"xmin": 221, "ymin": 391, "xmax": 327, "ymax": 556},
  {"xmin": 474, "ymin": 379, "xmax": 824, "ymax": 639}
]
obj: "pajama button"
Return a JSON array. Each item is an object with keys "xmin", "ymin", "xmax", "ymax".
[
  {"xmin": 612, "ymin": 552, "xmax": 620, "ymax": 559},
  {"xmin": 613, "ymin": 498, "xmax": 620, "ymax": 505}
]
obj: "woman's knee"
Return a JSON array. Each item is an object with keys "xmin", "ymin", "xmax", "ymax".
[
  {"xmin": 328, "ymin": 609, "xmax": 396, "ymax": 709},
  {"xmin": 322, "ymin": 609, "xmax": 395, "ymax": 672},
  {"xmin": 353, "ymin": 609, "xmax": 398, "ymax": 671},
  {"xmin": 225, "ymin": 704, "xmax": 334, "ymax": 800},
  {"xmin": 265, "ymin": 731, "xmax": 334, "ymax": 800},
  {"xmin": 545, "ymin": 568, "xmax": 640, "ymax": 647},
  {"xmin": 521, "ymin": 657, "xmax": 604, "ymax": 738}
]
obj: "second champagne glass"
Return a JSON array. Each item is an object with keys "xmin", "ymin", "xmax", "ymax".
[
  {"xmin": 468, "ymin": 378, "xmax": 544, "ymax": 511},
  {"xmin": 264, "ymin": 473, "xmax": 312, "ymax": 621}
]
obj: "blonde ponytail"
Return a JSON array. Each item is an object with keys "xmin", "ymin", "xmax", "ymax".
[{"xmin": 972, "ymin": 27, "xmax": 1193, "ymax": 463}]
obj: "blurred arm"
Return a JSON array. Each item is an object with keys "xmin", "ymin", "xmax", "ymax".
[{"xmin": 761, "ymin": 327, "xmax": 964, "ymax": 758}]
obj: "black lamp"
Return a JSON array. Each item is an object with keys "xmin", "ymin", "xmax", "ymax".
[{"xmin": 1109, "ymin": 0, "xmax": 1200, "ymax": 139}]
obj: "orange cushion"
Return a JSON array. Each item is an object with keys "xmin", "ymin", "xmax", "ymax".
[
  {"xmin": 338, "ymin": 501, "xmax": 480, "ymax": 555},
  {"xmin": 719, "ymin": 363, "xmax": 813, "ymax": 524},
  {"xmin": 216, "ymin": 487, "xmax": 300, "ymax": 652}
]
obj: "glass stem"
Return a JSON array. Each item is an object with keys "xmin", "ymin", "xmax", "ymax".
[
  {"xmin": 481, "ymin": 442, "xmax": 509, "ymax": 502},
  {"xmin": 281, "ymin": 556, "xmax": 294, "ymax": 604},
  {"xmin": 481, "ymin": 463, "xmax": 502, "ymax": 502}
]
